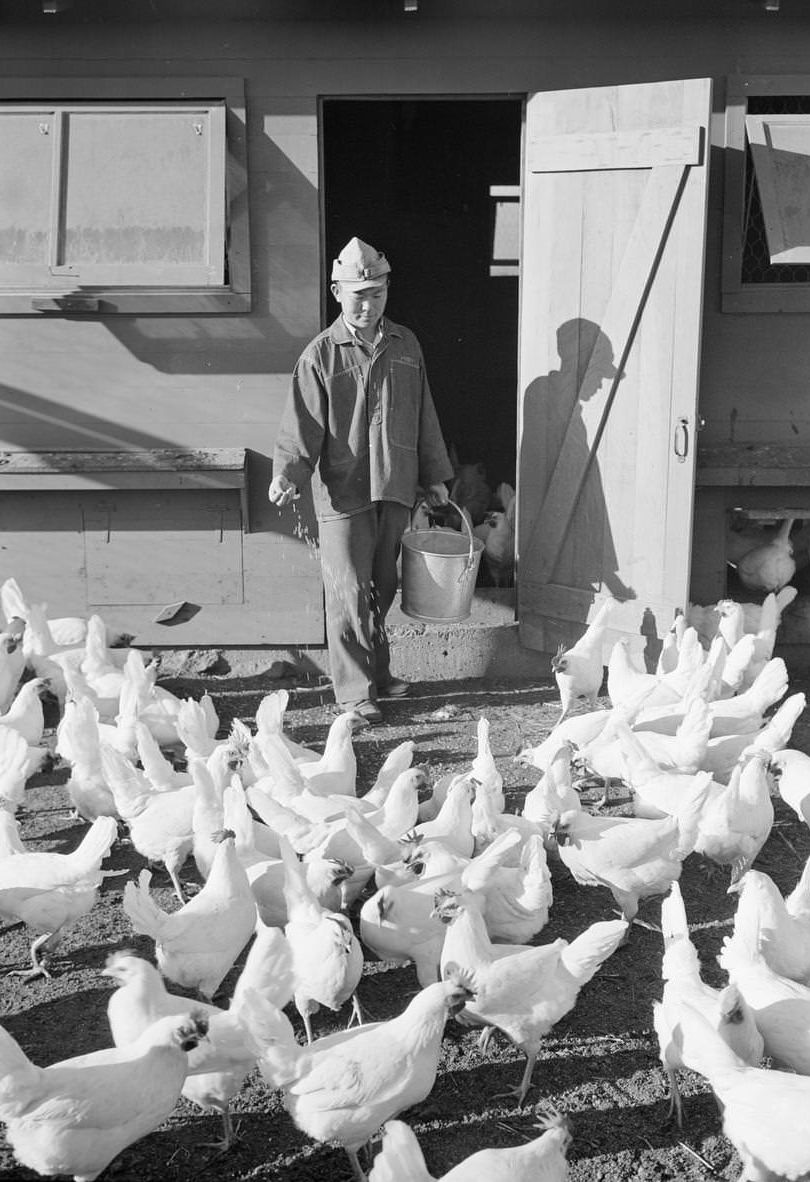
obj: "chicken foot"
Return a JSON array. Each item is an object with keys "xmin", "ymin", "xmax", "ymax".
[
  {"xmin": 346, "ymin": 1146, "xmax": 368, "ymax": 1182},
  {"xmin": 347, "ymin": 993, "xmax": 365, "ymax": 1029},
  {"xmin": 200, "ymin": 1107, "xmax": 239, "ymax": 1153},
  {"xmin": 10, "ymin": 931, "xmax": 56, "ymax": 982},
  {"xmin": 491, "ymin": 1049, "xmax": 537, "ymax": 1108}
]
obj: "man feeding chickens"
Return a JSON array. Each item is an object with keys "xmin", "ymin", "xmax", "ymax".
[{"xmin": 269, "ymin": 237, "xmax": 453, "ymax": 728}]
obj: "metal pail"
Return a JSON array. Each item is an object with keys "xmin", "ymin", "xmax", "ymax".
[{"xmin": 400, "ymin": 498, "xmax": 484, "ymax": 624}]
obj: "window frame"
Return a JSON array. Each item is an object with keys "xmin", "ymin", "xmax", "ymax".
[
  {"xmin": 723, "ymin": 74, "xmax": 810, "ymax": 313},
  {"xmin": 0, "ymin": 77, "xmax": 250, "ymax": 315}
]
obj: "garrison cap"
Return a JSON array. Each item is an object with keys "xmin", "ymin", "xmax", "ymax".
[{"xmin": 331, "ymin": 237, "xmax": 391, "ymax": 288}]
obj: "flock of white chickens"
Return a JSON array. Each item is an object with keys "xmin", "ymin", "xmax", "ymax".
[{"xmin": 2, "ymin": 575, "xmax": 810, "ymax": 1181}]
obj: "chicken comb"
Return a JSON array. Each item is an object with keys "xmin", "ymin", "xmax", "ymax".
[
  {"xmin": 399, "ymin": 829, "xmax": 423, "ymax": 850},
  {"xmin": 176, "ymin": 1011, "xmax": 209, "ymax": 1051},
  {"xmin": 327, "ymin": 858, "xmax": 355, "ymax": 880},
  {"xmin": 532, "ymin": 1103, "xmax": 572, "ymax": 1137},
  {"xmin": 441, "ymin": 962, "xmax": 476, "ymax": 997}
]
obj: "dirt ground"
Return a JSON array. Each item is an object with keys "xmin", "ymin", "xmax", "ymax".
[{"xmin": 2, "ymin": 666, "xmax": 810, "ymax": 1182}]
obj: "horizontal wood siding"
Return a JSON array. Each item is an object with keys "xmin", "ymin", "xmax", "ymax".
[{"xmin": 0, "ymin": 8, "xmax": 810, "ymax": 643}]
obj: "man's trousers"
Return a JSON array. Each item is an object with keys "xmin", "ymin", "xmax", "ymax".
[{"xmin": 317, "ymin": 501, "xmax": 410, "ymax": 708}]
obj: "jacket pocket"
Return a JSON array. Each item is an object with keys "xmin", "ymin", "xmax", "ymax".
[
  {"xmin": 327, "ymin": 364, "xmax": 368, "ymax": 466},
  {"xmin": 386, "ymin": 356, "xmax": 420, "ymax": 451}
]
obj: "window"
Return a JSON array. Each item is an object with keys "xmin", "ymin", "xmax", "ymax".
[
  {"xmin": 723, "ymin": 77, "xmax": 810, "ymax": 312},
  {"xmin": 0, "ymin": 79, "xmax": 250, "ymax": 314}
]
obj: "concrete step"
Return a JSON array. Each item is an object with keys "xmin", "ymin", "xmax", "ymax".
[{"xmin": 154, "ymin": 587, "xmax": 547, "ymax": 683}]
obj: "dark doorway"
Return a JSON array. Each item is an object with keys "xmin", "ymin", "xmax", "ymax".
[{"xmin": 322, "ymin": 98, "xmax": 522, "ymax": 490}]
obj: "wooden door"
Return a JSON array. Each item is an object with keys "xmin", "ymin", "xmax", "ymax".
[{"xmin": 516, "ymin": 78, "xmax": 712, "ymax": 666}]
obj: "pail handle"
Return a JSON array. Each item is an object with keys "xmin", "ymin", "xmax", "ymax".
[{"xmin": 412, "ymin": 496, "xmax": 477, "ymax": 582}]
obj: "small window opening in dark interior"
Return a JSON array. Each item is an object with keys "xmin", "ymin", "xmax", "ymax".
[
  {"xmin": 743, "ymin": 94, "xmax": 810, "ymax": 284},
  {"xmin": 322, "ymin": 98, "xmax": 522, "ymax": 496}
]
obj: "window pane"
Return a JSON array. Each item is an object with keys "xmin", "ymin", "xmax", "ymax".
[
  {"xmin": 60, "ymin": 109, "xmax": 221, "ymax": 281},
  {"xmin": 747, "ymin": 112, "xmax": 810, "ymax": 265},
  {"xmin": 0, "ymin": 112, "xmax": 53, "ymax": 279}
]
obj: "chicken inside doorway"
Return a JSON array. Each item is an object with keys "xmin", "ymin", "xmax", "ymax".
[{"xmin": 725, "ymin": 509, "xmax": 810, "ymax": 600}]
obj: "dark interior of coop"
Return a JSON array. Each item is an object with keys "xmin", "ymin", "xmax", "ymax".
[{"xmin": 321, "ymin": 97, "xmax": 522, "ymax": 554}]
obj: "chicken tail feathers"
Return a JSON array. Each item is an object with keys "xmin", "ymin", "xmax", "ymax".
[
  {"xmin": 0, "ymin": 1024, "xmax": 41, "ymax": 1120},
  {"xmin": 368, "ymin": 1120, "xmax": 434, "ymax": 1182},
  {"xmin": 99, "ymin": 743, "xmax": 148, "ymax": 820},
  {"xmin": 232, "ymin": 922, "xmax": 294, "ymax": 1012},
  {"xmin": 560, "ymin": 918, "xmax": 628, "ymax": 984},
  {"xmin": 673, "ymin": 774, "xmax": 713, "ymax": 858},
  {"xmin": 747, "ymin": 657, "xmax": 789, "ymax": 715},
  {"xmin": 660, "ymin": 882, "xmax": 701, "ymax": 982},
  {"xmin": 255, "ymin": 689, "xmax": 288, "ymax": 737},
  {"xmin": 175, "ymin": 697, "xmax": 218, "ymax": 758},
  {"xmin": 122, "ymin": 868, "xmax": 166, "ymax": 941},
  {"xmin": 71, "ymin": 814, "xmax": 118, "ymax": 871},
  {"xmin": 228, "ymin": 984, "xmax": 299, "ymax": 1064},
  {"xmin": 279, "ymin": 833, "xmax": 319, "ymax": 920},
  {"xmin": 756, "ymin": 691, "xmax": 806, "ymax": 752}
]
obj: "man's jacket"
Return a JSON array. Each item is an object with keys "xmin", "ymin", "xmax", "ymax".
[{"xmin": 273, "ymin": 316, "xmax": 454, "ymax": 520}]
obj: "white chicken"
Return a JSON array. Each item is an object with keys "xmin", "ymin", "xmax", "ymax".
[
  {"xmin": 59, "ymin": 697, "xmax": 119, "ymax": 821},
  {"xmin": 699, "ymin": 690, "xmax": 806, "ymax": 782},
  {"xmin": 101, "ymin": 742, "xmax": 198, "ymax": 902},
  {"xmin": 522, "ymin": 740, "xmax": 582, "ymax": 833},
  {"xmin": 734, "ymin": 515, "xmax": 796, "ymax": 593},
  {"xmin": 606, "ymin": 638, "xmax": 681, "ymax": 712},
  {"xmin": 104, "ymin": 950, "xmax": 294, "ymax": 1150},
  {"xmin": 513, "ymin": 706, "xmax": 613, "ymax": 774},
  {"xmin": 667, "ymin": 1001, "xmax": 810, "ymax": 1182},
  {"xmin": 434, "ymin": 887, "xmax": 627, "ymax": 1104},
  {"xmin": 550, "ymin": 598, "xmax": 615, "ymax": 721},
  {"xmin": 692, "ymin": 748, "xmax": 775, "ymax": 881},
  {"xmin": 123, "ymin": 829, "xmax": 257, "ymax": 1000},
  {"xmin": 0, "ymin": 677, "xmax": 47, "ymax": 749},
  {"xmin": 477, "ymin": 492, "xmax": 516, "ymax": 588},
  {"xmin": 297, "ymin": 711, "xmax": 358, "ymax": 796},
  {"xmin": 414, "ymin": 775, "xmax": 476, "ymax": 858},
  {"xmin": 653, "ymin": 881, "xmax": 763, "ymax": 1125},
  {"xmin": 253, "ymin": 688, "xmax": 319, "ymax": 766},
  {"xmin": 770, "ymin": 746, "xmax": 810, "ymax": 827},
  {"xmin": 359, "ymin": 829, "xmax": 526, "ymax": 987},
  {"xmin": 0, "ymin": 724, "xmax": 34, "ymax": 812},
  {"xmin": 549, "ymin": 776, "xmax": 710, "ymax": 924},
  {"xmin": 0, "ymin": 1010, "xmax": 208, "ymax": 1181},
  {"xmin": 280, "ymin": 834, "xmax": 364, "ymax": 1043},
  {"xmin": 361, "ymin": 739, "xmax": 416, "ymax": 808},
  {"xmin": 719, "ymin": 928, "xmax": 810, "ymax": 1076},
  {"xmin": 729, "ymin": 866, "xmax": 810, "ymax": 985},
  {"xmin": 0, "ymin": 815, "xmax": 118, "ymax": 980},
  {"xmin": 0, "ymin": 626, "xmax": 25, "ymax": 715},
  {"xmin": 266, "ymin": 976, "xmax": 474, "ymax": 1182},
  {"xmin": 368, "ymin": 1110, "xmax": 571, "ymax": 1182}
]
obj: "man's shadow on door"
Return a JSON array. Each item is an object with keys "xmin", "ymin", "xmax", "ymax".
[{"xmin": 519, "ymin": 317, "xmax": 637, "ymax": 604}]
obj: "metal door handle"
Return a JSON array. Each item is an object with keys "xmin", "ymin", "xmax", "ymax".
[{"xmin": 674, "ymin": 417, "xmax": 689, "ymax": 462}]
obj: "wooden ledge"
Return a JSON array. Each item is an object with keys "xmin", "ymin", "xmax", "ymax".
[
  {"xmin": 697, "ymin": 443, "xmax": 810, "ymax": 487},
  {"xmin": 0, "ymin": 448, "xmax": 250, "ymax": 526}
]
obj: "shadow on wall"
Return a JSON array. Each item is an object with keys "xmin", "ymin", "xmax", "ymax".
[
  {"xmin": 100, "ymin": 308, "xmax": 312, "ymax": 377},
  {"xmin": 0, "ymin": 382, "xmax": 318, "ymax": 543},
  {"xmin": 0, "ymin": 382, "xmax": 193, "ymax": 451}
]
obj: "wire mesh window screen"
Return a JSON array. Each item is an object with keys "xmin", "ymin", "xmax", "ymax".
[{"xmin": 744, "ymin": 95, "xmax": 810, "ymax": 284}]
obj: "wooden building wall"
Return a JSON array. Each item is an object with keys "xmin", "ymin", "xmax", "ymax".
[{"xmin": 2, "ymin": 1, "xmax": 810, "ymax": 646}]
